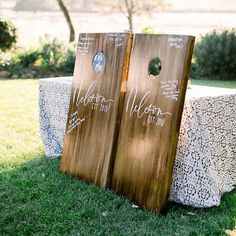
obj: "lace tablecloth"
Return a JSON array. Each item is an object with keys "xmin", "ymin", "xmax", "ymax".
[{"xmin": 39, "ymin": 77, "xmax": 236, "ymax": 207}]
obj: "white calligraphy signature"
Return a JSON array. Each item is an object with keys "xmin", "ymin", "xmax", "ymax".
[
  {"xmin": 126, "ymin": 87, "xmax": 172, "ymax": 119},
  {"xmin": 72, "ymin": 81, "xmax": 114, "ymax": 109}
]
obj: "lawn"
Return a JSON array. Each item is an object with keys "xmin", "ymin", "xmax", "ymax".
[
  {"xmin": 190, "ymin": 79, "xmax": 236, "ymax": 89},
  {"xmin": 0, "ymin": 78, "xmax": 236, "ymax": 236}
]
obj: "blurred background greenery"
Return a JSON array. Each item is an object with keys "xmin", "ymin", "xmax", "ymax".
[{"xmin": 0, "ymin": 0, "xmax": 236, "ymax": 80}]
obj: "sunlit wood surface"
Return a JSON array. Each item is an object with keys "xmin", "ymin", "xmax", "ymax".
[
  {"xmin": 112, "ymin": 34, "xmax": 195, "ymax": 213},
  {"xmin": 61, "ymin": 33, "xmax": 132, "ymax": 188}
]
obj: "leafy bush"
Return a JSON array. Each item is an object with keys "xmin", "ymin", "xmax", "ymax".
[
  {"xmin": 17, "ymin": 50, "xmax": 40, "ymax": 67},
  {"xmin": 60, "ymin": 48, "xmax": 76, "ymax": 74},
  {"xmin": 0, "ymin": 38, "xmax": 76, "ymax": 78},
  {"xmin": 39, "ymin": 38, "xmax": 75, "ymax": 76},
  {"xmin": 191, "ymin": 29, "xmax": 236, "ymax": 80},
  {"xmin": 0, "ymin": 19, "xmax": 17, "ymax": 52},
  {"xmin": 40, "ymin": 38, "xmax": 65, "ymax": 67}
]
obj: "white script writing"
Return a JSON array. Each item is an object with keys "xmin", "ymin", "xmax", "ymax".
[{"xmin": 126, "ymin": 88, "xmax": 172, "ymax": 126}]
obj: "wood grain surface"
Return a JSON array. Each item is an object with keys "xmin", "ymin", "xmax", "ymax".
[
  {"xmin": 60, "ymin": 33, "xmax": 132, "ymax": 188},
  {"xmin": 112, "ymin": 34, "xmax": 195, "ymax": 213}
]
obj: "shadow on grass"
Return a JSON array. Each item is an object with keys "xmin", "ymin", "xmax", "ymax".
[{"xmin": 0, "ymin": 152, "xmax": 235, "ymax": 235}]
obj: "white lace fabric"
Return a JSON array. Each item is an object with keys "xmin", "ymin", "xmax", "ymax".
[{"xmin": 39, "ymin": 77, "xmax": 236, "ymax": 207}]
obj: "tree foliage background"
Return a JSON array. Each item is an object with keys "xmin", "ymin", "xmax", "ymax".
[
  {"xmin": 0, "ymin": 19, "xmax": 17, "ymax": 52},
  {"xmin": 192, "ymin": 29, "xmax": 236, "ymax": 80}
]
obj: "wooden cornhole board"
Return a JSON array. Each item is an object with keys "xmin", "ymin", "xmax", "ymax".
[
  {"xmin": 112, "ymin": 34, "xmax": 195, "ymax": 213},
  {"xmin": 60, "ymin": 33, "xmax": 132, "ymax": 188}
]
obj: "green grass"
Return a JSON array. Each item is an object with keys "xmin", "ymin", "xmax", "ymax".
[
  {"xmin": 191, "ymin": 79, "xmax": 236, "ymax": 89},
  {"xmin": 0, "ymin": 78, "xmax": 236, "ymax": 236}
]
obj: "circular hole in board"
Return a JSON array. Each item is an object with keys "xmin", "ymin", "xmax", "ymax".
[
  {"xmin": 92, "ymin": 52, "xmax": 106, "ymax": 72},
  {"xmin": 148, "ymin": 57, "xmax": 162, "ymax": 79}
]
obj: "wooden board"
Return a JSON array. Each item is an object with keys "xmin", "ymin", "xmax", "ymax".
[
  {"xmin": 61, "ymin": 33, "xmax": 132, "ymax": 188},
  {"xmin": 112, "ymin": 34, "xmax": 195, "ymax": 213}
]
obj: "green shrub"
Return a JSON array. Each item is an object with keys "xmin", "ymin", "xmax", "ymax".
[
  {"xmin": 40, "ymin": 38, "xmax": 65, "ymax": 67},
  {"xmin": 0, "ymin": 19, "xmax": 17, "ymax": 52},
  {"xmin": 38, "ymin": 38, "xmax": 75, "ymax": 75},
  {"xmin": 192, "ymin": 29, "xmax": 236, "ymax": 80},
  {"xmin": 60, "ymin": 48, "xmax": 76, "ymax": 74},
  {"xmin": 0, "ymin": 36, "xmax": 76, "ymax": 78},
  {"xmin": 17, "ymin": 50, "xmax": 40, "ymax": 67}
]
